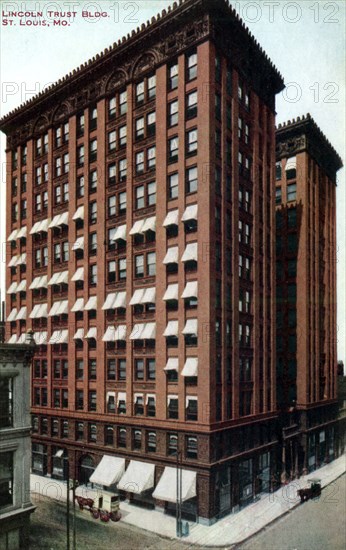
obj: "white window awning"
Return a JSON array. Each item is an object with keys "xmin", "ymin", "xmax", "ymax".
[
  {"xmin": 181, "ymin": 281, "xmax": 198, "ymax": 299},
  {"xmin": 142, "ymin": 287, "xmax": 156, "ymax": 304},
  {"xmin": 30, "ymin": 304, "xmax": 47, "ymax": 319},
  {"xmin": 141, "ymin": 323, "xmax": 156, "ymax": 339},
  {"xmin": 17, "ymin": 333, "xmax": 27, "ymax": 344},
  {"xmin": 186, "ymin": 395, "xmax": 198, "ymax": 406},
  {"xmin": 48, "ymin": 301, "xmax": 60, "ymax": 317},
  {"xmin": 164, "ymin": 358, "xmax": 179, "ymax": 371},
  {"xmin": 16, "ymin": 253, "xmax": 27, "ymax": 266},
  {"xmin": 71, "ymin": 298, "xmax": 84, "ymax": 312},
  {"xmin": 85, "ymin": 327, "xmax": 97, "ymax": 339},
  {"xmin": 130, "ymin": 288, "xmax": 145, "ymax": 306},
  {"xmin": 163, "ymin": 246, "xmax": 179, "ymax": 265},
  {"xmin": 181, "ymin": 242, "xmax": 198, "ymax": 263},
  {"xmin": 16, "ymin": 307, "xmax": 27, "ymax": 320},
  {"xmin": 48, "ymin": 271, "xmax": 68, "ymax": 286},
  {"xmin": 7, "ymin": 282, "xmax": 18, "ymax": 294},
  {"xmin": 38, "ymin": 219, "xmax": 49, "ymax": 233},
  {"xmin": 30, "ymin": 222, "xmax": 41, "ymax": 235},
  {"xmin": 73, "ymin": 205, "xmax": 84, "ymax": 221},
  {"xmin": 114, "ymin": 325, "xmax": 127, "ymax": 341},
  {"xmin": 118, "ymin": 460, "xmax": 155, "ymax": 494},
  {"xmin": 56, "ymin": 301, "xmax": 68, "ymax": 315},
  {"xmin": 8, "ymin": 255, "xmax": 19, "ymax": 267},
  {"xmin": 163, "ymin": 321, "xmax": 179, "ymax": 337},
  {"xmin": 48, "ymin": 214, "xmax": 61, "ymax": 229},
  {"xmin": 72, "ymin": 236, "xmax": 84, "ymax": 251},
  {"xmin": 89, "ymin": 455, "xmax": 126, "ymax": 487},
  {"xmin": 142, "ymin": 216, "xmax": 156, "ymax": 233},
  {"xmin": 163, "ymin": 284, "xmax": 179, "ymax": 301},
  {"xmin": 7, "ymin": 229, "xmax": 19, "ymax": 242},
  {"xmin": 130, "ymin": 324, "xmax": 145, "ymax": 340},
  {"xmin": 29, "ymin": 275, "xmax": 48, "ymax": 289},
  {"xmin": 163, "ymin": 209, "xmax": 179, "ymax": 227},
  {"xmin": 117, "ymin": 392, "xmax": 126, "ymax": 405},
  {"xmin": 114, "ymin": 292, "xmax": 126, "ymax": 309},
  {"xmin": 182, "ymin": 318, "xmax": 198, "ymax": 335},
  {"xmin": 33, "ymin": 331, "xmax": 48, "ymax": 345},
  {"xmin": 74, "ymin": 328, "xmax": 84, "ymax": 340},
  {"xmin": 181, "ymin": 357, "xmax": 198, "ymax": 377},
  {"xmin": 102, "ymin": 293, "xmax": 116, "ymax": 310},
  {"xmin": 49, "ymin": 330, "xmax": 69, "ymax": 344},
  {"xmin": 71, "ymin": 267, "xmax": 84, "ymax": 282},
  {"xmin": 113, "ymin": 224, "xmax": 127, "ymax": 241},
  {"xmin": 285, "ymin": 157, "xmax": 297, "ymax": 171},
  {"xmin": 85, "ymin": 296, "xmax": 97, "ymax": 310},
  {"xmin": 7, "ymin": 334, "xmax": 18, "ymax": 344},
  {"xmin": 16, "ymin": 226, "xmax": 27, "ymax": 239},
  {"xmin": 129, "ymin": 219, "xmax": 145, "ymax": 236},
  {"xmin": 153, "ymin": 467, "xmax": 196, "ymax": 503},
  {"xmin": 182, "ymin": 204, "xmax": 198, "ymax": 222},
  {"xmin": 7, "ymin": 308, "xmax": 18, "ymax": 322},
  {"xmin": 16, "ymin": 280, "xmax": 27, "ymax": 292},
  {"xmin": 103, "ymin": 326, "xmax": 116, "ymax": 342}
]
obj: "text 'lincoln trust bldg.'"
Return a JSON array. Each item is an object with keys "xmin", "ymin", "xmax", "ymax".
[{"xmin": 0, "ymin": 0, "xmax": 343, "ymax": 524}]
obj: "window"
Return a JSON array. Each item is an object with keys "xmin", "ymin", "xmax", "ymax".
[
  {"xmin": 135, "ymin": 255, "xmax": 144, "ymax": 278},
  {"xmin": 147, "ymin": 146, "xmax": 156, "ymax": 170},
  {"xmin": 43, "ymin": 163, "xmax": 48, "ymax": 182},
  {"xmin": 147, "ymin": 396, "xmax": 156, "ymax": 417},
  {"xmin": 287, "ymin": 183, "xmax": 297, "ymax": 201},
  {"xmin": 168, "ymin": 398, "xmax": 178, "ymax": 419},
  {"xmin": 119, "ymin": 90, "xmax": 127, "ymax": 115},
  {"xmin": 147, "ymin": 111, "xmax": 156, "ymax": 136},
  {"xmin": 276, "ymin": 161, "xmax": 282, "ymax": 180},
  {"xmin": 147, "ymin": 432, "xmax": 156, "ymax": 452},
  {"xmin": 187, "ymin": 51, "xmax": 197, "ymax": 81},
  {"xmin": 62, "ymin": 420, "xmax": 69, "ymax": 438},
  {"xmin": 186, "ymin": 166, "xmax": 197, "ymax": 194},
  {"xmin": 88, "ymin": 391, "xmax": 97, "ymax": 411},
  {"xmin": 89, "ymin": 232, "xmax": 97, "ymax": 255},
  {"xmin": 90, "ymin": 264, "xmax": 97, "ymax": 285},
  {"xmin": 76, "ymin": 390, "xmax": 84, "ymax": 410},
  {"xmin": 88, "ymin": 360, "xmax": 97, "ymax": 382},
  {"xmin": 118, "ymin": 359, "xmax": 126, "ymax": 381},
  {"xmin": 76, "ymin": 359, "xmax": 84, "ymax": 380},
  {"xmin": 89, "ymin": 201, "xmax": 97, "ymax": 224},
  {"xmin": 135, "ymin": 186, "xmax": 145, "ymax": 209},
  {"xmin": 215, "ymin": 54, "xmax": 222, "ymax": 83},
  {"xmin": 0, "ymin": 378, "xmax": 13, "ymax": 429},
  {"xmin": 35, "ymin": 139, "xmax": 42, "ymax": 157},
  {"xmin": 168, "ymin": 62, "xmax": 178, "ymax": 90},
  {"xmin": 77, "ymin": 113, "xmax": 85, "ymax": 135},
  {"xmin": 186, "ymin": 91, "xmax": 198, "ymax": 119},
  {"xmin": 186, "ymin": 436, "xmax": 198, "ymax": 459},
  {"xmin": 135, "ymin": 360, "xmax": 144, "ymax": 381},
  {"xmin": 105, "ymin": 426, "xmax": 114, "ymax": 445},
  {"xmin": 136, "ymin": 151, "xmax": 144, "ymax": 174},
  {"xmin": 22, "ymin": 145, "xmax": 27, "ymax": 165},
  {"xmin": 89, "ymin": 140, "xmax": 97, "ymax": 162},
  {"xmin": 215, "ymin": 93, "xmax": 221, "ymax": 120},
  {"xmin": 168, "ymin": 137, "xmax": 179, "ymax": 163},
  {"xmin": 148, "ymin": 181, "xmax": 156, "ymax": 206},
  {"xmin": 186, "ymin": 398, "xmax": 198, "ymax": 421},
  {"xmin": 168, "ymin": 101, "xmax": 178, "ymax": 127},
  {"xmin": 186, "ymin": 129, "xmax": 197, "ymax": 155},
  {"xmin": 119, "ymin": 258, "xmax": 126, "ymax": 280},
  {"xmin": 136, "ymin": 80, "xmax": 145, "ymax": 104},
  {"xmin": 88, "ymin": 423, "xmax": 97, "ymax": 443},
  {"xmin": 118, "ymin": 427, "xmax": 126, "ymax": 448},
  {"xmin": 90, "ymin": 107, "xmax": 97, "ymax": 130},
  {"xmin": 147, "ymin": 252, "xmax": 156, "ymax": 276},
  {"xmin": 76, "ymin": 422, "xmax": 84, "ymax": 441},
  {"xmin": 108, "ymin": 195, "xmax": 116, "ymax": 217},
  {"xmin": 119, "ymin": 126, "xmax": 127, "ymax": 147},
  {"xmin": 108, "ymin": 163, "xmax": 116, "ymax": 186},
  {"xmin": 119, "ymin": 159, "xmax": 127, "ymax": 181},
  {"xmin": 107, "ymin": 359, "xmax": 116, "ymax": 380},
  {"xmin": 148, "ymin": 75, "xmax": 156, "ymax": 99},
  {"xmin": 108, "ymin": 97, "xmax": 116, "ymax": 119},
  {"xmin": 168, "ymin": 433, "xmax": 178, "ymax": 455},
  {"xmin": 0, "ymin": 452, "xmax": 13, "ymax": 508},
  {"xmin": 107, "ymin": 394, "xmax": 115, "ymax": 413},
  {"xmin": 168, "ymin": 173, "xmax": 178, "ymax": 200},
  {"xmin": 35, "ymin": 193, "xmax": 42, "ymax": 213},
  {"xmin": 35, "ymin": 166, "xmax": 42, "ymax": 185},
  {"xmin": 77, "ymin": 175, "xmax": 84, "ymax": 197},
  {"xmin": 276, "ymin": 187, "xmax": 282, "ymax": 205},
  {"xmin": 77, "ymin": 145, "xmax": 84, "ymax": 166},
  {"xmin": 147, "ymin": 359, "xmax": 156, "ymax": 380},
  {"xmin": 108, "ymin": 130, "xmax": 116, "ymax": 152},
  {"xmin": 134, "ymin": 396, "xmax": 144, "ymax": 416},
  {"xmin": 62, "ymin": 182, "xmax": 69, "ymax": 202},
  {"xmin": 135, "ymin": 117, "xmax": 144, "ymax": 140},
  {"xmin": 133, "ymin": 430, "xmax": 142, "ymax": 450},
  {"xmin": 62, "ymin": 153, "xmax": 69, "ymax": 174}
]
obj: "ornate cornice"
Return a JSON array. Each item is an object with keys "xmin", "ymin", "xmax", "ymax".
[
  {"xmin": 276, "ymin": 114, "xmax": 343, "ymax": 183},
  {"xmin": 1, "ymin": 0, "xmax": 284, "ymax": 150}
]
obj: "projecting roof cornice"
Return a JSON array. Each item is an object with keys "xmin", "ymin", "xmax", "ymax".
[
  {"xmin": 0, "ymin": 0, "xmax": 284, "ymax": 148},
  {"xmin": 276, "ymin": 114, "xmax": 343, "ymax": 183}
]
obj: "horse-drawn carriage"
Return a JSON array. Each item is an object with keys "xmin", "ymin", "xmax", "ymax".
[{"xmin": 75, "ymin": 486, "xmax": 121, "ymax": 522}]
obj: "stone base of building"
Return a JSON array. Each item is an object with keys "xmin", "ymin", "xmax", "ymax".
[{"xmin": 0, "ymin": 505, "xmax": 36, "ymax": 550}]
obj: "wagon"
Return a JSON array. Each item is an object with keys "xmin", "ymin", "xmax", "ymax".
[{"xmin": 75, "ymin": 486, "xmax": 121, "ymax": 522}]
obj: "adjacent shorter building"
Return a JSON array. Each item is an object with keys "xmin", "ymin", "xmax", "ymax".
[
  {"xmin": 0, "ymin": 333, "xmax": 36, "ymax": 549},
  {"xmin": 275, "ymin": 114, "xmax": 343, "ymax": 480}
]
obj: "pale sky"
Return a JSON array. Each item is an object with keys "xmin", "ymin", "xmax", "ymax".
[{"xmin": 0, "ymin": 0, "xmax": 345, "ymax": 360}]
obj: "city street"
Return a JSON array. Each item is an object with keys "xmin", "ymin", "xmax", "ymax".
[{"xmin": 237, "ymin": 473, "xmax": 346, "ymax": 550}]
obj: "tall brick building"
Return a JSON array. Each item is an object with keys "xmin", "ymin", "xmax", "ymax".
[
  {"xmin": 275, "ymin": 115, "xmax": 343, "ymax": 480},
  {"xmin": 1, "ymin": 0, "xmax": 341, "ymax": 525}
]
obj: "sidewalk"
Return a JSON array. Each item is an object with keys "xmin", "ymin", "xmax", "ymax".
[{"xmin": 30, "ymin": 454, "xmax": 346, "ymax": 547}]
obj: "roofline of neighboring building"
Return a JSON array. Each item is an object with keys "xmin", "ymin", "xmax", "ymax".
[
  {"xmin": 0, "ymin": 0, "xmax": 284, "ymax": 133},
  {"xmin": 276, "ymin": 113, "xmax": 343, "ymax": 180}
]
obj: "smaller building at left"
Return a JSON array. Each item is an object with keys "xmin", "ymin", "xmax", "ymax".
[{"xmin": 0, "ymin": 325, "xmax": 36, "ymax": 550}]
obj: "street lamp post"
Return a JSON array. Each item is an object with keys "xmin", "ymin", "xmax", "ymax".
[
  {"xmin": 176, "ymin": 450, "xmax": 182, "ymax": 537},
  {"xmin": 65, "ymin": 457, "xmax": 77, "ymax": 550}
]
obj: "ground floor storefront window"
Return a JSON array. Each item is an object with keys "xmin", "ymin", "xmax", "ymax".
[{"xmin": 32, "ymin": 443, "xmax": 47, "ymax": 475}]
